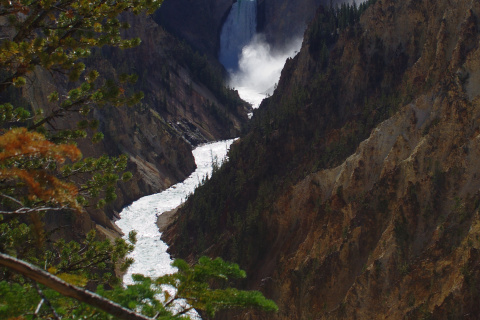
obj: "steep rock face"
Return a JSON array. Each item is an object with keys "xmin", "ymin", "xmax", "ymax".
[
  {"xmin": 109, "ymin": 13, "xmax": 250, "ymax": 145},
  {"xmin": 154, "ymin": 0, "xmax": 234, "ymax": 57},
  {"xmin": 257, "ymin": 0, "xmax": 336, "ymax": 49},
  {"xmin": 165, "ymin": 0, "xmax": 480, "ymax": 318},
  {"xmin": 21, "ymin": 14, "xmax": 249, "ymax": 237}
]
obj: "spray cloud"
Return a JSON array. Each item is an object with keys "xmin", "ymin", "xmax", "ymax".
[{"xmin": 228, "ymin": 35, "xmax": 302, "ymax": 108}]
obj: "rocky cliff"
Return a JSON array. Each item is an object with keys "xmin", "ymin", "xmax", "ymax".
[
  {"xmin": 20, "ymin": 13, "xmax": 249, "ymax": 238},
  {"xmin": 165, "ymin": 0, "xmax": 480, "ymax": 318},
  {"xmin": 154, "ymin": 0, "xmax": 234, "ymax": 58},
  {"xmin": 257, "ymin": 0, "xmax": 340, "ymax": 49}
]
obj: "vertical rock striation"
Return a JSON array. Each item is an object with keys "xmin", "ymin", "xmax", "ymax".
[{"xmin": 257, "ymin": 0, "xmax": 325, "ymax": 48}]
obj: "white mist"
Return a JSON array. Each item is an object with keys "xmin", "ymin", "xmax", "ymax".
[
  {"xmin": 218, "ymin": 0, "xmax": 302, "ymax": 108},
  {"xmin": 229, "ymin": 35, "xmax": 302, "ymax": 108}
]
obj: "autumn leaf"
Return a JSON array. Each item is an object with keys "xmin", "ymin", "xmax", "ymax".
[{"xmin": 0, "ymin": 128, "xmax": 82, "ymax": 211}]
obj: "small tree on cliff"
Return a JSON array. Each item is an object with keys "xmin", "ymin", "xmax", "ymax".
[{"xmin": 0, "ymin": 0, "xmax": 277, "ymax": 318}]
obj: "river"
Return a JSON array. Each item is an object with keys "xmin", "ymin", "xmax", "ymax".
[
  {"xmin": 116, "ymin": 0, "xmax": 294, "ymax": 284},
  {"xmin": 115, "ymin": 139, "xmax": 235, "ymax": 285},
  {"xmin": 115, "ymin": 0, "xmax": 293, "ymax": 311}
]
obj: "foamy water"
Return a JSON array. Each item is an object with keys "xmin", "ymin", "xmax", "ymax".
[{"xmin": 116, "ymin": 139, "xmax": 235, "ymax": 285}]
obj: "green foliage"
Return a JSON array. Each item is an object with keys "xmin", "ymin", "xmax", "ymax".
[
  {"xmin": 48, "ymin": 229, "xmax": 136, "ymax": 279},
  {"xmin": 0, "ymin": 254, "xmax": 277, "ymax": 319},
  {"xmin": 0, "ymin": 0, "xmax": 163, "ymax": 217},
  {"xmin": 0, "ymin": 281, "xmax": 43, "ymax": 318},
  {"xmin": 0, "ymin": 214, "xmax": 136, "ymax": 283},
  {"xmin": 0, "ymin": 0, "xmax": 160, "ymax": 87},
  {"xmin": 308, "ymin": 0, "xmax": 377, "ymax": 56},
  {"xmin": 0, "ymin": 215, "xmax": 32, "ymax": 257},
  {"xmin": 158, "ymin": 257, "xmax": 278, "ymax": 318},
  {"xmin": 0, "ymin": 0, "xmax": 160, "ymax": 134},
  {"xmin": 171, "ymin": 0, "xmax": 411, "ymax": 275},
  {"xmin": 0, "ymin": 220, "xmax": 139, "ymax": 319},
  {"xmin": 0, "ymin": 103, "xmax": 30, "ymax": 124}
]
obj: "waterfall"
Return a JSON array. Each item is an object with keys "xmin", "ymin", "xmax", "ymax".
[
  {"xmin": 218, "ymin": 0, "xmax": 257, "ymax": 71},
  {"xmin": 218, "ymin": 0, "xmax": 301, "ymax": 108}
]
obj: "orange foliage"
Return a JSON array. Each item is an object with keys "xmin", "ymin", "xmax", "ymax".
[
  {"xmin": 0, "ymin": 128, "xmax": 81, "ymax": 163},
  {"xmin": 0, "ymin": 128, "xmax": 82, "ymax": 211}
]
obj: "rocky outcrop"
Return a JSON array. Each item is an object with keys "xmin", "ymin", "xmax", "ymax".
[{"xmin": 165, "ymin": 0, "xmax": 480, "ymax": 318}]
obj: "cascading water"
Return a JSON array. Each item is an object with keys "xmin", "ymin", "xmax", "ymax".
[
  {"xmin": 219, "ymin": 0, "xmax": 302, "ymax": 108},
  {"xmin": 218, "ymin": 0, "xmax": 257, "ymax": 71}
]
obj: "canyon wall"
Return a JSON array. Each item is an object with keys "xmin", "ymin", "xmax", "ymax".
[
  {"xmin": 257, "ymin": 0, "xmax": 325, "ymax": 48},
  {"xmin": 154, "ymin": 0, "xmax": 234, "ymax": 57},
  {"xmin": 165, "ymin": 0, "xmax": 480, "ymax": 318}
]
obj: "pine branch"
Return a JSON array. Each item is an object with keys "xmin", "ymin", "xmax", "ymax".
[
  {"xmin": 0, "ymin": 252, "xmax": 153, "ymax": 320},
  {"xmin": 28, "ymin": 96, "xmax": 92, "ymax": 130},
  {"xmin": 56, "ymin": 251, "xmax": 110, "ymax": 273},
  {"xmin": 164, "ymin": 294, "xmax": 179, "ymax": 308}
]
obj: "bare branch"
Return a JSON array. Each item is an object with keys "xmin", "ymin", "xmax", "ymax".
[
  {"xmin": 32, "ymin": 282, "xmax": 61, "ymax": 320},
  {"xmin": 0, "ymin": 252, "xmax": 153, "ymax": 320},
  {"xmin": 0, "ymin": 206, "xmax": 68, "ymax": 215},
  {"xmin": 0, "ymin": 193, "xmax": 24, "ymax": 206},
  {"xmin": 0, "ymin": 193, "xmax": 72, "ymax": 215},
  {"xmin": 34, "ymin": 298, "xmax": 44, "ymax": 317}
]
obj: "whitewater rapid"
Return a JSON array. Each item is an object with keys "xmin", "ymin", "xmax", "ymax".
[{"xmin": 115, "ymin": 139, "xmax": 235, "ymax": 285}]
